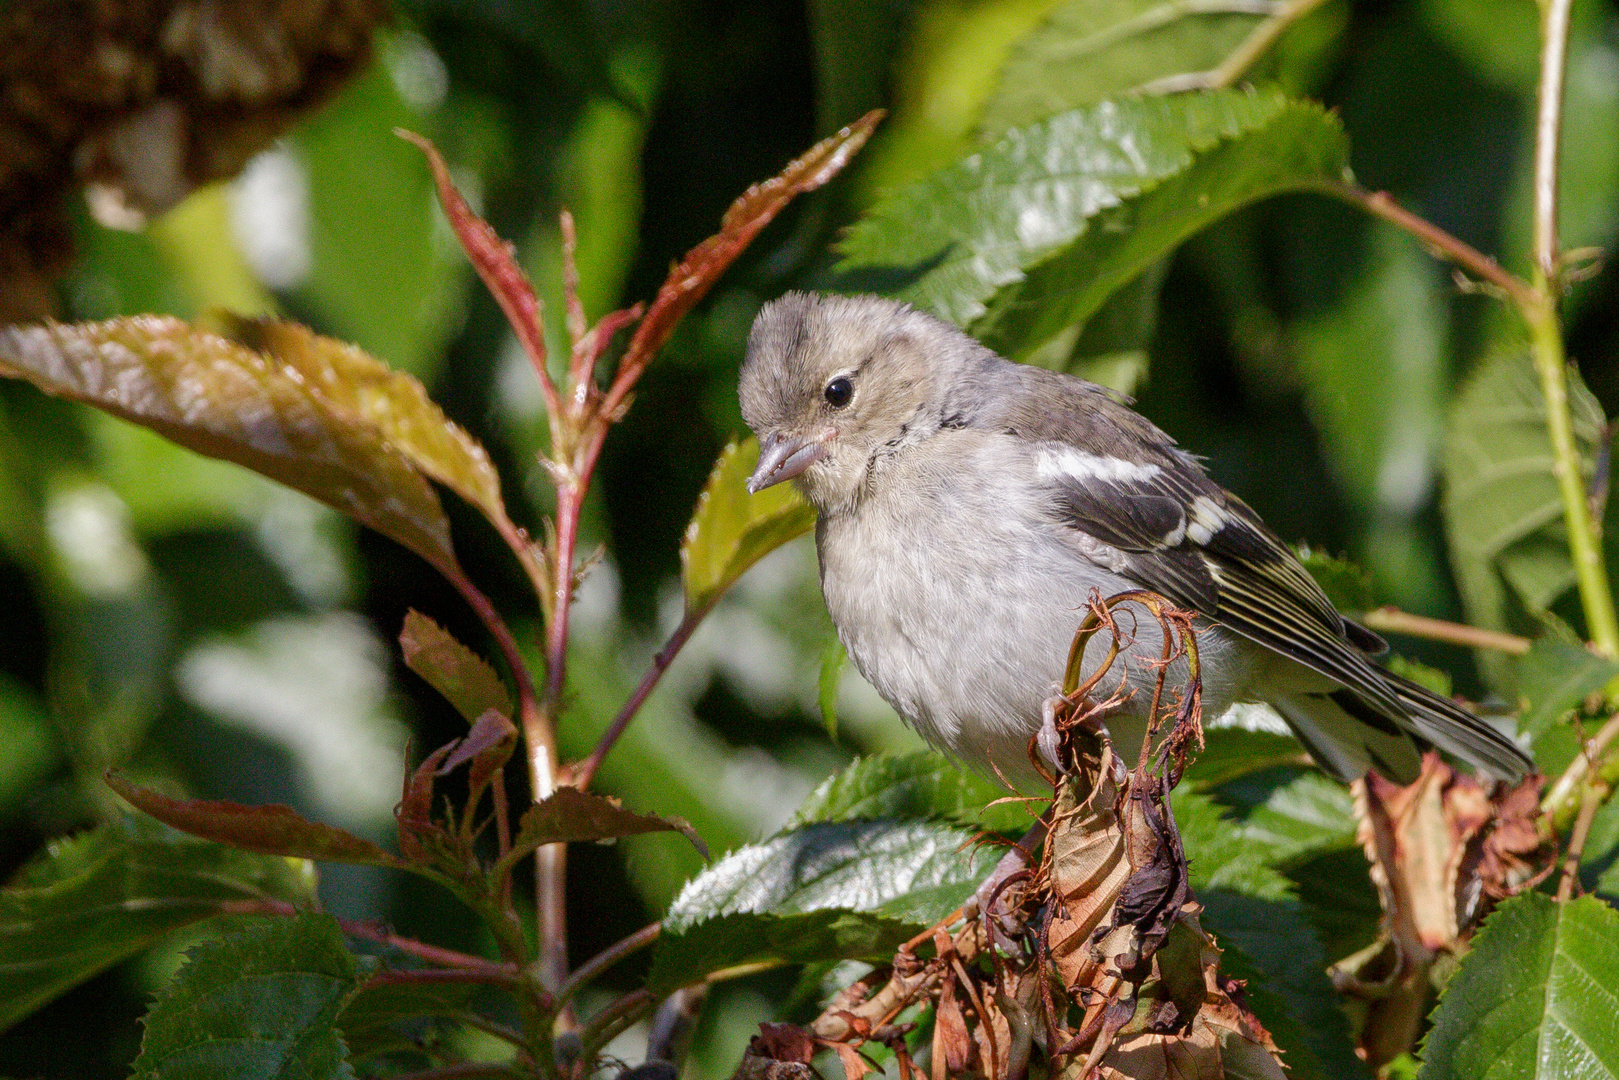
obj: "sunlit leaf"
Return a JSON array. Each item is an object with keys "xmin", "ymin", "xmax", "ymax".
[
  {"xmin": 398, "ymin": 609, "xmax": 513, "ymax": 724},
  {"xmin": 819, "ymin": 639, "xmax": 847, "ymax": 742},
  {"xmin": 981, "ymin": 0, "xmax": 1272, "ymax": 132},
  {"xmin": 1421, "ymin": 892, "xmax": 1619, "ymax": 1079},
  {"xmin": 1441, "ymin": 346, "xmax": 1608, "ymax": 642},
  {"xmin": 0, "ymin": 316, "xmax": 459, "ymax": 575},
  {"xmin": 787, "ymin": 750, "xmax": 1033, "ymax": 834},
  {"xmin": 225, "ymin": 316, "xmax": 513, "ymax": 541},
  {"xmin": 0, "ymin": 816, "xmax": 316, "ymax": 1029},
  {"xmin": 133, "ymin": 914, "xmax": 366, "ymax": 1080},
  {"xmin": 1517, "ymin": 636, "xmax": 1619, "ymax": 738},
  {"xmin": 839, "ymin": 88, "xmax": 1348, "ymax": 361},
  {"xmin": 647, "ymin": 819, "xmax": 994, "ymax": 994},
  {"xmin": 503, "ymin": 787, "xmax": 707, "ymax": 868},
  {"xmin": 681, "ymin": 438, "xmax": 817, "ymax": 615},
  {"xmin": 106, "ymin": 772, "xmax": 406, "ymax": 868}
]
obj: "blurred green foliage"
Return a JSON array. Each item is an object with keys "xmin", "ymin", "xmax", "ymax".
[{"xmin": 2, "ymin": 0, "xmax": 1619, "ymax": 1076}]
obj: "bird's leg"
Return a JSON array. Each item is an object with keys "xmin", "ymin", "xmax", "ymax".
[{"xmin": 1037, "ymin": 692, "xmax": 1065, "ymax": 776}]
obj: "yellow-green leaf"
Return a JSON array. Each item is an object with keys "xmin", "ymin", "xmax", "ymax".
[
  {"xmin": 0, "ymin": 316, "xmax": 459, "ymax": 575},
  {"xmin": 225, "ymin": 316, "xmax": 513, "ymax": 538},
  {"xmin": 398, "ymin": 610, "xmax": 513, "ymax": 724},
  {"xmin": 680, "ymin": 437, "xmax": 817, "ymax": 615}
]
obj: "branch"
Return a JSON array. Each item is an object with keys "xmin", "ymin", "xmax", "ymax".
[
  {"xmin": 1359, "ymin": 607, "xmax": 1532, "ymax": 655},
  {"xmin": 1533, "ymin": 0, "xmax": 1575, "ymax": 286},
  {"xmin": 1323, "ymin": 183, "xmax": 1534, "ymax": 307},
  {"xmin": 573, "ymin": 608, "xmax": 705, "ymax": 792},
  {"xmin": 555, "ymin": 922, "xmax": 661, "ymax": 1008}
]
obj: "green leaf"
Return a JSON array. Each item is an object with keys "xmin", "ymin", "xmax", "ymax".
[
  {"xmin": 337, "ymin": 979, "xmax": 480, "ymax": 1066},
  {"xmin": 0, "ymin": 317, "xmax": 460, "ymax": 576},
  {"xmin": 1517, "ymin": 636, "xmax": 1619, "ymax": 738},
  {"xmin": 398, "ymin": 609, "xmax": 513, "ymax": 725},
  {"xmin": 786, "ymin": 751, "xmax": 1034, "ymax": 835},
  {"xmin": 0, "ymin": 816, "xmax": 316, "ymax": 1029},
  {"xmin": 648, "ymin": 819, "xmax": 995, "ymax": 993},
  {"xmin": 1183, "ymin": 728, "xmax": 1309, "ymax": 788},
  {"xmin": 681, "ymin": 438, "xmax": 818, "ymax": 615},
  {"xmin": 291, "ymin": 57, "xmax": 466, "ymax": 381},
  {"xmin": 1298, "ymin": 548, "xmax": 1377, "ymax": 613},
  {"xmin": 819, "ymin": 638, "xmax": 847, "ymax": 742},
  {"xmin": 105, "ymin": 772, "xmax": 406, "ymax": 869},
  {"xmin": 133, "ymin": 914, "xmax": 367, "ymax": 1080},
  {"xmin": 1441, "ymin": 346, "xmax": 1608, "ymax": 638},
  {"xmin": 1204, "ymin": 893, "xmax": 1373, "ymax": 1080},
  {"xmin": 503, "ymin": 787, "xmax": 707, "ymax": 868},
  {"xmin": 1420, "ymin": 892, "xmax": 1619, "ymax": 1080},
  {"xmin": 838, "ymin": 88, "xmax": 1349, "ymax": 361},
  {"xmin": 1292, "ymin": 222, "xmax": 1447, "ymax": 516},
  {"xmin": 981, "ymin": 0, "xmax": 1272, "ymax": 132}
]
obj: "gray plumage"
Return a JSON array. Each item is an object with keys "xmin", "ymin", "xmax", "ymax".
[{"xmin": 738, "ymin": 291, "xmax": 1531, "ymax": 786}]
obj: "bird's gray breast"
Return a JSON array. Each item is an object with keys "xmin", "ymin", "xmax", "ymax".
[{"xmin": 814, "ymin": 433, "xmax": 1132, "ymax": 767}]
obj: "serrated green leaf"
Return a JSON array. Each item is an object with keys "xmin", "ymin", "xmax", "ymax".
[
  {"xmin": 981, "ymin": 0, "xmax": 1272, "ymax": 132},
  {"xmin": 1517, "ymin": 636, "xmax": 1619, "ymax": 738},
  {"xmin": 337, "ymin": 979, "xmax": 481, "ymax": 1066},
  {"xmin": 1204, "ymin": 892, "xmax": 1373, "ymax": 1080},
  {"xmin": 105, "ymin": 772, "xmax": 406, "ymax": 869},
  {"xmin": 398, "ymin": 609, "xmax": 513, "ymax": 725},
  {"xmin": 1441, "ymin": 347, "xmax": 1609, "ymax": 640},
  {"xmin": 786, "ymin": 750, "xmax": 1035, "ymax": 834},
  {"xmin": 0, "ymin": 816, "xmax": 317, "ymax": 1030},
  {"xmin": 0, "ymin": 317, "xmax": 460, "ymax": 576},
  {"xmin": 133, "ymin": 914, "xmax": 367, "ymax": 1080},
  {"xmin": 681, "ymin": 438, "xmax": 818, "ymax": 615},
  {"xmin": 648, "ymin": 819, "xmax": 994, "ymax": 993},
  {"xmin": 819, "ymin": 639, "xmax": 847, "ymax": 742},
  {"xmin": 1420, "ymin": 892, "xmax": 1619, "ymax": 1080},
  {"xmin": 839, "ymin": 88, "xmax": 1348, "ymax": 361},
  {"xmin": 1183, "ymin": 728, "xmax": 1309, "ymax": 788}
]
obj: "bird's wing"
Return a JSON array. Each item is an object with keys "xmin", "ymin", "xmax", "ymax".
[{"xmin": 1034, "ymin": 441, "xmax": 1408, "ymax": 715}]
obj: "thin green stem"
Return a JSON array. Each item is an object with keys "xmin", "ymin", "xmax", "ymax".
[
  {"xmin": 1526, "ymin": 304, "xmax": 1619, "ymax": 656},
  {"xmin": 1533, "ymin": 0, "xmax": 1575, "ymax": 286}
]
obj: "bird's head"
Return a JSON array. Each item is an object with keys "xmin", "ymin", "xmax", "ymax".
[{"xmin": 738, "ymin": 292, "xmax": 975, "ymax": 513}]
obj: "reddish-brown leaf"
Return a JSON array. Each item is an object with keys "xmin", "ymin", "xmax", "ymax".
[
  {"xmin": 442, "ymin": 708, "xmax": 517, "ymax": 814},
  {"xmin": 608, "ymin": 110, "xmax": 883, "ymax": 407},
  {"xmin": 399, "ymin": 129, "xmax": 557, "ymax": 412},
  {"xmin": 399, "ymin": 610, "xmax": 513, "ymax": 724},
  {"xmin": 503, "ymin": 787, "xmax": 707, "ymax": 864},
  {"xmin": 226, "ymin": 317, "xmax": 515, "ymax": 542},
  {"xmin": 106, "ymin": 771, "xmax": 404, "ymax": 868},
  {"xmin": 0, "ymin": 316, "xmax": 459, "ymax": 576}
]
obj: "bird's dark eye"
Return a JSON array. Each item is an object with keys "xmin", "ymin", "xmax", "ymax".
[{"xmin": 823, "ymin": 376, "xmax": 853, "ymax": 409}]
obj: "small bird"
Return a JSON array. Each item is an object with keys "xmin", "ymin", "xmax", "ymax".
[{"xmin": 739, "ymin": 292, "xmax": 1531, "ymax": 786}]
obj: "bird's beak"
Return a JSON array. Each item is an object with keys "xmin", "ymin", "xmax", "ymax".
[{"xmin": 748, "ymin": 430, "xmax": 828, "ymax": 493}]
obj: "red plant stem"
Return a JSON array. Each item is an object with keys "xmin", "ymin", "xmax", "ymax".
[
  {"xmin": 1323, "ymin": 183, "xmax": 1535, "ymax": 307},
  {"xmin": 555, "ymin": 922, "xmax": 661, "ymax": 1007},
  {"xmin": 574, "ymin": 607, "xmax": 705, "ymax": 792},
  {"xmin": 369, "ymin": 968, "xmax": 527, "ymax": 989},
  {"xmin": 340, "ymin": 920, "xmax": 520, "ymax": 976},
  {"xmin": 443, "ymin": 563, "xmax": 554, "ymax": 817}
]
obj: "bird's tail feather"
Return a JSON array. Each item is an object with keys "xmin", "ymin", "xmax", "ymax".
[
  {"xmin": 1272, "ymin": 693, "xmax": 1424, "ymax": 784},
  {"xmin": 1382, "ymin": 671, "xmax": 1533, "ymax": 781}
]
